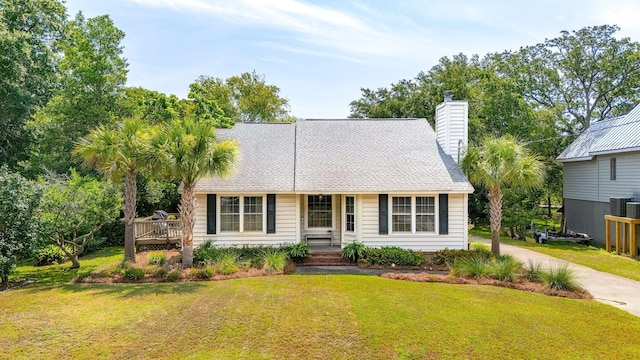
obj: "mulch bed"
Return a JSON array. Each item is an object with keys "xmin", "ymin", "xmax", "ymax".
[
  {"xmin": 358, "ymin": 263, "xmax": 449, "ymax": 272},
  {"xmin": 71, "ymin": 251, "xmax": 591, "ymax": 299},
  {"xmin": 380, "ymin": 272, "xmax": 593, "ymax": 299}
]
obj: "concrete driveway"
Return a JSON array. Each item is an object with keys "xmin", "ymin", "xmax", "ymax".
[{"xmin": 471, "ymin": 235, "xmax": 640, "ymax": 317}]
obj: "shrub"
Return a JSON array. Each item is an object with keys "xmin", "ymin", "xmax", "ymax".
[
  {"xmin": 364, "ymin": 247, "xmax": 424, "ymax": 266},
  {"xmin": 285, "ymin": 242, "xmax": 311, "ymax": 260},
  {"xmin": 190, "ymin": 267, "xmax": 213, "ymax": 279},
  {"xmin": 92, "ymin": 264, "xmax": 120, "ymax": 278},
  {"xmin": 35, "ymin": 245, "xmax": 67, "ymax": 266},
  {"xmin": 167, "ymin": 269, "xmax": 182, "ymax": 281},
  {"xmin": 194, "ymin": 239, "xmax": 217, "ymax": 264},
  {"xmin": 449, "ymin": 256, "xmax": 492, "ymax": 278},
  {"xmin": 96, "ymin": 219, "xmax": 125, "ymax": 247},
  {"xmin": 341, "ymin": 241, "xmax": 366, "ymax": 262},
  {"xmin": 154, "ymin": 268, "xmax": 168, "ymax": 278},
  {"xmin": 262, "ymin": 248, "xmax": 287, "ymax": 272},
  {"xmin": 147, "ymin": 252, "xmax": 167, "ymax": 266},
  {"xmin": 210, "ymin": 252, "xmax": 239, "ymax": 275},
  {"xmin": 236, "ymin": 245, "xmax": 268, "ymax": 260},
  {"xmin": 541, "ymin": 266, "xmax": 580, "ymax": 291},
  {"xmin": 525, "ymin": 259, "xmax": 544, "ymax": 282},
  {"xmin": 492, "ymin": 255, "xmax": 522, "ymax": 282},
  {"xmin": 123, "ymin": 266, "xmax": 145, "ymax": 281},
  {"xmin": 432, "ymin": 247, "xmax": 491, "ymax": 265}
]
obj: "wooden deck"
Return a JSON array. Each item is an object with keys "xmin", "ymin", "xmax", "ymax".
[
  {"xmin": 605, "ymin": 214, "xmax": 639, "ymax": 256},
  {"xmin": 134, "ymin": 215, "xmax": 182, "ymax": 249}
]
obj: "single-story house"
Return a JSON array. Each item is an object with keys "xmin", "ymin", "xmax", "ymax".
[
  {"xmin": 557, "ymin": 102, "xmax": 640, "ymax": 245},
  {"xmin": 192, "ymin": 94, "xmax": 474, "ymax": 251}
]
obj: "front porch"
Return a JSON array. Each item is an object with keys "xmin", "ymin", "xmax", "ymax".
[{"xmin": 300, "ymin": 194, "xmax": 356, "ymax": 247}]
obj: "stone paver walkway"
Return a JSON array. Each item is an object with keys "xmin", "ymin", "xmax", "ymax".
[{"xmin": 471, "ymin": 235, "xmax": 640, "ymax": 317}]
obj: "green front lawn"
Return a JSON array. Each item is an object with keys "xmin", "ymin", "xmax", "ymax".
[
  {"xmin": 11, "ymin": 247, "xmax": 125, "ymax": 286},
  {"xmin": 2, "ymin": 251, "xmax": 640, "ymax": 359},
  {"xmin": 470, "ymin": 226, "xmax": 640, "ymax": 282}
]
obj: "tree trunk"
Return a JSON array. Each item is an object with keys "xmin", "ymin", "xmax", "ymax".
[
  {"xmin": 179, "ymin": 183, "xmax": 197, "ymax": 268},
  {"xmin": 547, "ymin": 196, "xmax": 552, "ymax": 218},
  {"xmin": 124, "ymin": 170, "xmax": 137, "ymax": 263},
  {"xmin": 488, "ymin": 187, "xmax": 503, "ymax": 257},
  {"xmin": 70, "ymin": 255, "xmax": 80, "ymax": 269}
]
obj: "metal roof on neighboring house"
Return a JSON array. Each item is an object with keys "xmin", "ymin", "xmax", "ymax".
[
  {"xmin": 557, "ymin": 103, "xmax": 640, "ymax": 162},
  {"xmin": 194, "ymin": 119, "xmax": 474, "ymax": 194}
]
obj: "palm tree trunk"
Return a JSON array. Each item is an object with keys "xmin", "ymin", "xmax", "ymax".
[
  {"xmin": 488, "ymin": 187, "xmax": 503, "ymax": 257},
  {"xmin": 179, "ymin": 183, "xmax": 197, "ymax": 268},
  {"xmin": 124, "ymin": 170, "xmax": 137, "ymax": 262}
]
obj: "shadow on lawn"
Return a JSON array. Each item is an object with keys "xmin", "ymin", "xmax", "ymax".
[{"xmin": 20, "ymin": 281, "xmax": 206, "ymax": 298}]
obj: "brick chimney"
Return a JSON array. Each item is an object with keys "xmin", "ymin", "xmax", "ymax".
[{"xmin": 435, "ymin": 91, "xmax": 468, "ymax": 163}]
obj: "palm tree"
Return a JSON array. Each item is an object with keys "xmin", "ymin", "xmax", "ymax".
[
  {"xmin": 461, "ymin": 135, "xmax": 545, "ymax": 256},
  {"xmin": 153, "ymin": 117, "xmax": 237, "ymax": 267},
  {"xmin": 73, "ymin": 118, "xmax": 153, "ymax": 262}
]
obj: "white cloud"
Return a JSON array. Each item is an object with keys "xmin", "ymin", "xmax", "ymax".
[{"xmin": 126, "ymin": 0, "xmax": 439, "ymax": 62}]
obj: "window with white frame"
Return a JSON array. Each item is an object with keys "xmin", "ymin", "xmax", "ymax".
[
  {"xmin": 391, "ymin": 195, "xmax": 437, "ymax": 233},
  {"xmin": 220, "ymin": 196, "xmax": 240, "ymax": 231},
  {"xmin": 392, "ymin": 196, "xmax": 412, "ymax": 232},
  {"xmin": 416, "ymin": 196, "xmax": 435, "ymax": 232},
  {"xmin": 243, "ymin": 196, "xmax": 263, "ymax": 231},
  {"xmin": 308, "ymin": 195, "xmax": 332, "ymax": 228},
  {"xmin": 345, "ymin": 196, "xmax": 355, "ymax": 232},
  {"xmin": 220, "ymin": 196, "xmax": 264, "ymax": 232}
]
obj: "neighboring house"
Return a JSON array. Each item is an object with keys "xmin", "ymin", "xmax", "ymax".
[
  {"xmin": 557, "ymin": 103, "xmax": 640, "ymax": 245},
  {"xmin": 192, "ymin": 95, "xmax": 474, "ymax": 251}
]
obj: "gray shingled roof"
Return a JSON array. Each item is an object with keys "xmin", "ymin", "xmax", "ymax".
[
  {"xmin": 194, "ymin": 119, "xmax": 473, "ymax": 193},
  {"xmin": 194, "ymin": 123, "xmax": 296, "ymax": 192},
  {"xmin": 557, "ymin": 103, "xmax": 640, "ymax": 162}
]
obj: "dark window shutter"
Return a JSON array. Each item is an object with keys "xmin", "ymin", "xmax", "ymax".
[
  {"xmin": 439, "ymin": 194, "xmax": 448, "ymax": 235},
  {"xmin": 206, "ymin": 194, "xmax": 216, "ymax": 234},
  {"xmin": 379, "ymin": 194, "xmax": 388, "ymax": 235},
  {"xmin": 267, "ymin": 194, "xmax": 276, "ymax": 234}
]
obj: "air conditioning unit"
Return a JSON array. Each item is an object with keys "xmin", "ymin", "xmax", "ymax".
[
  {"xmin": 626, "ymin": 202, "xmax": 640, "ymax": 219},
  {"xmin": 610, "ymin": 197, "xmax": 634, "ymax": 217}
]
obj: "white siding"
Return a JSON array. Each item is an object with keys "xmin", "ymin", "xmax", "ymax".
[
  {"xmin": 597, "ymin": 152, "xmax": 640, "ymax": 202},
  {"xmin": 193, "ymin": 193, "xmax": 298, "ymax": 247},
  {"xmin": 360, "ymin": 193, "xmax": 467, "ymax": 251},
  {"xmin": 563, "ymin": 160, "xmax": 598, "ymax": 201}
]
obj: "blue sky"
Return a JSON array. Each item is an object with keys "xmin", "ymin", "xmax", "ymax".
[{"xmin": 65, "ymin": 0, "xmax": 640, "ymax": 118}]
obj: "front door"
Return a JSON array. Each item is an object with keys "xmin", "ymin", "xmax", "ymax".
[{"xmin": 304, "ymin": 195, "xmax": 334, "ymax": 245}]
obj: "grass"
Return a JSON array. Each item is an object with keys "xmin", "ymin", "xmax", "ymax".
[
  {"xmin": 10, "ymin": 247, "xmax": 125, "ymax": 286},
  {"xmin": 470, "ymin": 225, "xmax": 640, "ymax": 282},
  {"xmin": 2, "ymin": 249, "xmax": 640, "ymax": 359}
]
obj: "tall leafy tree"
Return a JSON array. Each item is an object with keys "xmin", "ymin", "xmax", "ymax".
[
  {"xmin": 73, "ymin": 118, "xmax": 153, "ymax": 262},
  {"xmin": 462, "ymin": 135, "xmax": 545, "ymax": 256},
  {"xmin": 27, "ymin": 12, "xmax": 128, "ymax": 174},
  {"xmin": 505, "ymin": 25, "xmax": 640, "ymax": 132},
  {"xmin": 153, "ymin": 118, "xmax": 237, "ymax": 267},
  {"xmin": 117, "ymin": 87, "xmax": 181, "ymax": 125},
  {"xmin": 39, "ymin": 171, "xmax": 122, "ymax": 268},
  {"xmin": 0, "ymin": 0, "xmax": 66, "ymax": 169},
  {"xmin": 193, "ymin": 71, "xmax": 294, "ymax": 123},
  {"xmin": 0, "ymin": 167, "xmax": 42, "ymax": 286}
]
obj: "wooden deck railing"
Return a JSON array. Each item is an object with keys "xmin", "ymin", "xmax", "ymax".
[{"xmin": 134, "ymin": 214, "xmax": 182, "ymax": 246}]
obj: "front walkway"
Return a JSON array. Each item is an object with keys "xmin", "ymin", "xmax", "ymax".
[{"xmin": 471, "ymin": 235, "xmax": 640, "ymax": 317}]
